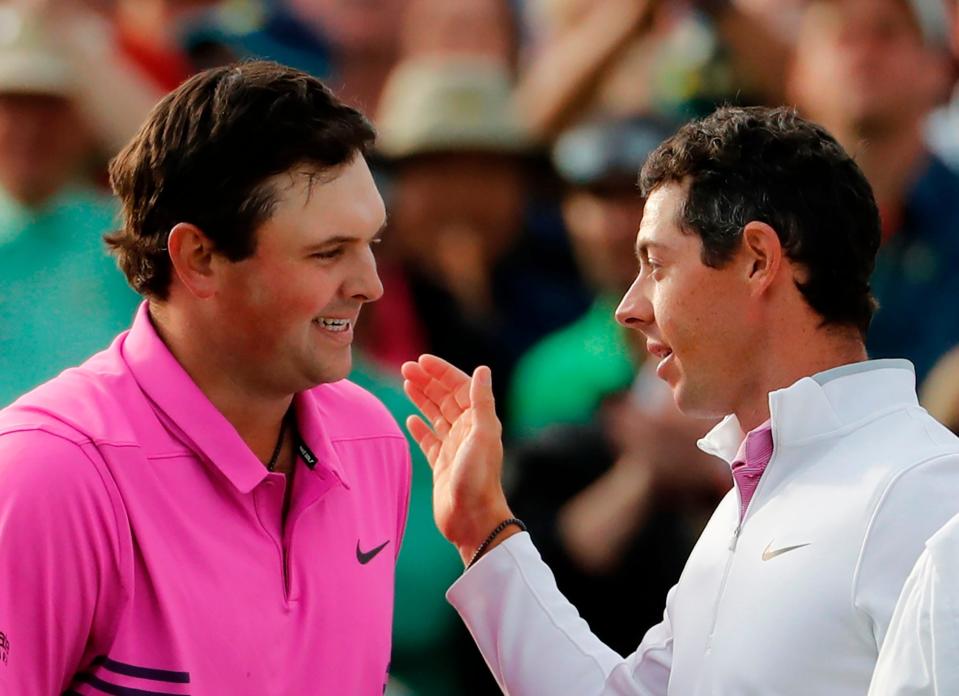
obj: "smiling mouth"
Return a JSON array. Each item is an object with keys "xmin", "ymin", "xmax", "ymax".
[{"xmin": 312, "ymin": 318, "xmax": 352, "ymax": 333}]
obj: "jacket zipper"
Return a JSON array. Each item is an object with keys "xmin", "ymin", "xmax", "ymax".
[{"xmin": 703, "ymin": 441, "xmax": 780, "ymax": 651}]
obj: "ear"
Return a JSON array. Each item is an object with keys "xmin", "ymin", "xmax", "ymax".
[
  {"xmin": 167, "ymin": 222, "xmax": 218, "ymax": 299},
  {"xmin": 740, "ymin": 221, "xmax": 783, "ymax": 296}
]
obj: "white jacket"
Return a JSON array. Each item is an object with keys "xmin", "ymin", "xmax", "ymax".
[
  {"xmin": 868, "ymin": 510, "xmax": 959, "ymax": 695},
  {"xmin": 448, "ymin": 360, "xmax": 959, "ymax": 695}
]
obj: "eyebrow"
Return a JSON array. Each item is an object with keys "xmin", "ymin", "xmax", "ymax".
[
  {"xmin": 635, "ymin": 240, "xmax": 667, "ymax": 259},
  {"xmin": 304, "ymin": 221, "xmax": 388, "ymax": 251}
]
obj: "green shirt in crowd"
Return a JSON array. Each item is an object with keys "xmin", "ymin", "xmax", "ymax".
[
  {"xmin": 508, "ymin": 296, "xmax": 637, "ymax": 439},
  {"xmin": 0, "ymin": 185, "xmax": 139, "ymax": 407}
]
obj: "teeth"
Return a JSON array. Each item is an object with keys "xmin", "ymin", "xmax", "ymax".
[{"xmin": 314, "ymin": 318, "xmax": 351, "ymax": 332}]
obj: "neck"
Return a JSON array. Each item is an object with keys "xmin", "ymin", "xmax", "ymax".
[
  {"xmin": 733, "ymin": 329, "xmax": 868, "ymax": 433},
  {"xmin": 149, "ymin": 302, "xmax": 293, "ymax": 464},
  {"xmin": 834, "ymin": 120, "xmax": 925, "ymax": 213}
]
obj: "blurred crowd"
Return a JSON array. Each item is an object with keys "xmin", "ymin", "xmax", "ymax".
[{"xmin": 3, "ymin": 0, "xmax": 959, "ymax": 693}]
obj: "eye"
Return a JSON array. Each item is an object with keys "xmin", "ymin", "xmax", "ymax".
[
  {"xmin": 311, "ymin": 247, "xmax": 344, "ymax": 260},
  {"xmin": 647, "ymin": 258, "xmax": 665, "ymax": 279}
]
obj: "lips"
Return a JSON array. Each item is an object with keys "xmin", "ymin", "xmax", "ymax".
[
  {"xmin": 646, "ymin": 340, "xmax": 672, "ymax": 360},
  {"xmin": 646, "ymin": 340, "xmax": 674, "ymax": 379},
  {"xmin": 314, "ymin": 317, "xmax": 351, "ymax": 332},
  {"xmin": 311, "ymin": 314, "xmax": 358, "ymax": 344}
]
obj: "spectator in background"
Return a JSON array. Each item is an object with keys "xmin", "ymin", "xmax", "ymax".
[
  {"xmin": 367, "ymin": 57, "xmax": 589, "ymax": 412},
  {"xmin": 181, "ymin": 0, "xmax": 335, "ymax": 80},
  {"xmin": 789, "ymin": 0, "xmax": 959, "ymax": 385},
  {"xmin": 516, "ymin": 0, "xmax": 790, "ymax": 140},
  {"xmin": 923, "ymin": 0, "xmax": 959, "ymax": 168},
  {"xmin": 284, "ymin": 0, "xmax": 406, "ymax": 112},
  {"xmin": 113, "ymin": 0, "xmax": 219, "ymax": 91},
  {"xmin": 2, "ymin": 1, "xmax": 164, "ymax": 156},
  {"xmin": 508, "ymin": 116, "xmax": 671, "ymax": 438},
  {"xmin": 186, "ymin": 0, "xmax": 407, "ymax": 113},
  {"xmin": 399, "ymin": 0, "xmax": 518, "ymax": 69},
  {"xmin": 0, "ymin": 9, "xmax": 138, "ymax": 407}
]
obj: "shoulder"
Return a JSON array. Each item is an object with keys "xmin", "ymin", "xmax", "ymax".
[
  {"xmin": 855, "ymin": 415, "xmax": 959, "ymax": 559},
  {"xmin": 926, "ymin": 511, "xmax": 959, "ymax": 557},
  {"xmin": 0, "ymin": 340, "xmax": 140, "ymax": 445},
  {"xmin": 0, "ymin": 427, "xmax": 117, "ymax": 526},
  {"xmin": 853, "ymin": 405, "xmax": 959, "ymax": 476},
  {"xmin": 306, "ymin": 378, "xmax": 404, "ymax": 442}
]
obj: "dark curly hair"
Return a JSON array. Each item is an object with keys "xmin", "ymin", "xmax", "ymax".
[
  {"xmin": 640, "ymin": 105, "xmax": 880, "ymax": 337},
  {"xmin": 106, "ymin": 60, "xmax": 376, "ymax": 299}
]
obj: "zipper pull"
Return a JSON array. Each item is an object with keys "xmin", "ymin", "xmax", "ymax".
[{"xmin": 729, "ymin": 524, "xmax": 741, "ymax": 552}]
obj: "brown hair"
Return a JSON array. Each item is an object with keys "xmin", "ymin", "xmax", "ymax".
[
  {"xmin": 641, "ymin": 105, "xmax": 880, "ymax": 337},
  {"xmin": 106, "ymin": 60, "xmax": 375, "ymax": 298}
]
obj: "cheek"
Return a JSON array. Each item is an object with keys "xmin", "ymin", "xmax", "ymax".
[{"xmin": 659, "ymin": 279, "xmax": 743, "ymax": 356}]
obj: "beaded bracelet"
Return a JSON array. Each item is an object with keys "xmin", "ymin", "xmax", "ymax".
[{"xmin": 467, "ymin": 518, "xmax": 527, "ymax": 569}]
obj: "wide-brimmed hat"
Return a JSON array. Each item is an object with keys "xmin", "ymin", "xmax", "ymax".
[
  {"xmin": 376, "ymin": 57, "xmax": 529, "ymax": 159},
  {"xmin": 0, "ymin": 7, "xmax": 74, "ymax": 98}
]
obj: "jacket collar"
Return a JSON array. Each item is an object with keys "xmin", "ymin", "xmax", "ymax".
[{"xmin": 698, "ymin": 359, "xmax": 917, "ymax": 464}]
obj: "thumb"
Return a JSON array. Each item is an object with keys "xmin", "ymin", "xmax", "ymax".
[{"xmin": 469, "ymin": 366, "xmax": 498, "ymax": 428}]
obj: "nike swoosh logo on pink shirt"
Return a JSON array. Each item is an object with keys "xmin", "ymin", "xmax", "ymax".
[{"xmin": 356, "ymin": 540, "xmax": 390, "ymax": 565}]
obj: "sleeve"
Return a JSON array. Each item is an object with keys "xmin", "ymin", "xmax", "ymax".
[
  {"xmin": 853, "ymin": 454, "xmax": 959, "ymax": 649},
  {"xmin": 868, "ymin": 517, "xmax": 959, "ymax": 696},
  {"xmin": 0, "ymin": 430, "xmax": 126, "ymax": 695},
  {"xmin": 446, "ymin": 532, "xmax": 673, "ymax": 696}
]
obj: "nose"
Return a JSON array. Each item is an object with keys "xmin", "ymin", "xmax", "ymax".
[
  {"xmin": 347, "ymin": 245, "xmax": 384, "ymax": 303},
  {"xmin": 615, "ymin": 275, "xmax": 653, "ymax": 331}
]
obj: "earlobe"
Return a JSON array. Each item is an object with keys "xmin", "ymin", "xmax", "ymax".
[{"xmin": 167, "ymin": 222, "xmax": 217, "ymax": 299}]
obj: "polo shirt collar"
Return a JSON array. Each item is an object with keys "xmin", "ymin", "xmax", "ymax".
[
  {"xmin": 699, "ymin": 358, "xmax": 917, "ymax": 464},
  {"xmin": 120, "ymin": 302, "xmax": 350, "ymax": 494}
]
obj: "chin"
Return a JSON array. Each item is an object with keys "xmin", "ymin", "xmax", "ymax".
[{"xmin": 308, "ymin": 354, "xmax": 353, "ymax": 387}]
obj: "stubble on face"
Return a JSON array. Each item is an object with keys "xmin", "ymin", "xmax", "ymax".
[
  {"xmin": 212, "ymin": 158, "xmax": 386, "ymax": 396},
  {"xmin": 626, "ymin": 184, "xmax": 756, "ymax": 420}
]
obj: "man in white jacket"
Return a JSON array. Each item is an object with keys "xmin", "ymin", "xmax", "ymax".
[
  {"xmin": 401, "ymin": 105, "xmax": 959, "ymax": 695},
  {"xmin": 869, "ymin": 511, "xmax": 959, "ymax": 695}
]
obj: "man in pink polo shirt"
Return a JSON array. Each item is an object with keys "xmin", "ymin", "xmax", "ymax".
[{"xmin": 0, "ymin": 61, "xmax": 410, "ymax": 694}]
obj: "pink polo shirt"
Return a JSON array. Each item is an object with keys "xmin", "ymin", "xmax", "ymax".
[{"xmin": 0, "ymin": 304, "xmax": 411, "ymax": 695}]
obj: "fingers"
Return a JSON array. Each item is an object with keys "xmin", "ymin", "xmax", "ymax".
[
  {"xmin": 406, "ymin": 415, "xmax": 442, "ymax": 466},
  {"xmin": 469, "ymin": 366, "xmax": 500, "ymax": 432},
  {"xmin": 424, "ymin": 381, "xmax": 470, "ymax": 423},
  {"xmin": 420, "ymin": 354, "xmax": 470, "ymax": 388},
  {"xmin": 403, "ymin": 381, "xmax": 451, "ymax": 436},
  {"xmin": 402, "ymin": 356, "xmax": 471, "ymax": 414},
  {"xmin": 400, "ymin": 360, "xmax": 430, "ymax": 386}
]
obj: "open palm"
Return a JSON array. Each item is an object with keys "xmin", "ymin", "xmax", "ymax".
[{"xmin": 401, "ymin": 355, "xmax": 511, "ymax": 559}]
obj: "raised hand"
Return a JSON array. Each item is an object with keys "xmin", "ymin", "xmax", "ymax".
[{"xmin": 401, "ymin": 355, "xmax": 515, "ymax": 565}]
